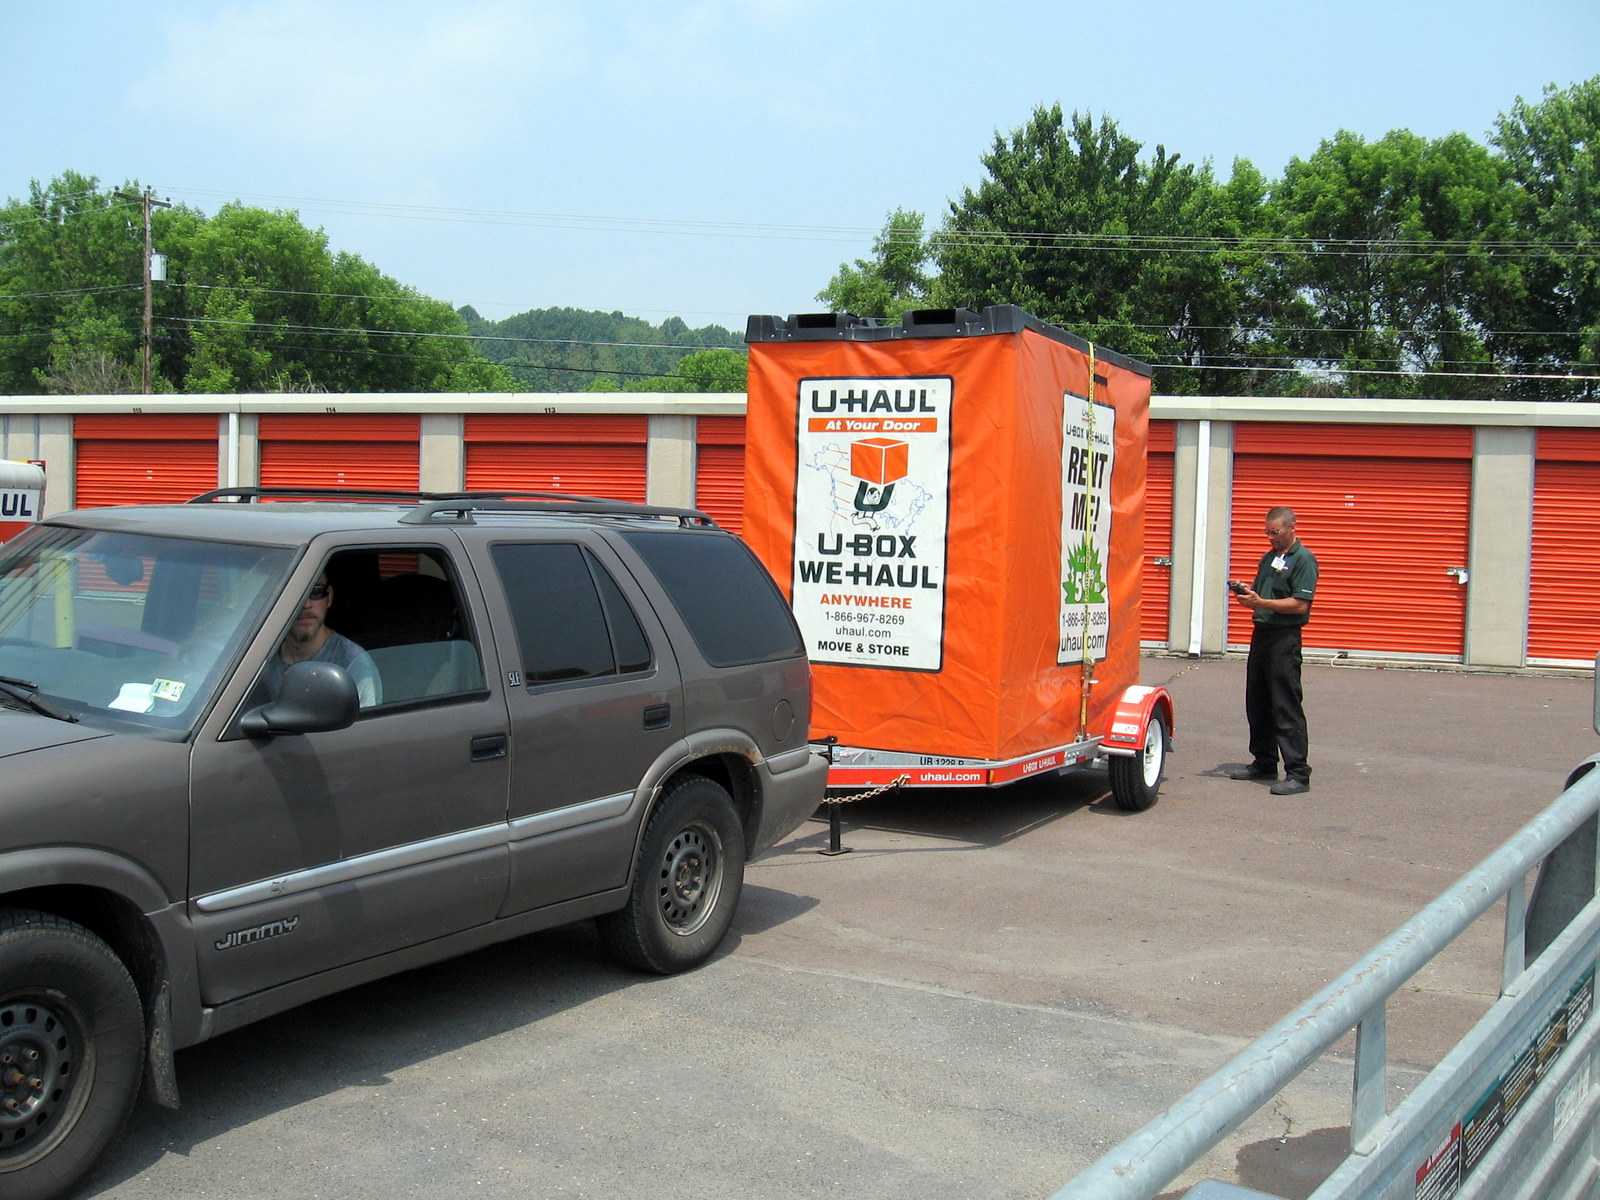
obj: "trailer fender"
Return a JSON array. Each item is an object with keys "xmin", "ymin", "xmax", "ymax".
[{"xmin": 1099, "ymin": 684, "xmax": 1175, "ymax": 756}]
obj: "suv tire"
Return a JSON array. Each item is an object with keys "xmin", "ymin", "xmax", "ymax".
[
  {"xmin": 599, "ymin": 775, "xmax": 746, "ymax": 974},
  {"xmin": 0, "ymin": 910, "xmax": 145, "ymax": 1200}
]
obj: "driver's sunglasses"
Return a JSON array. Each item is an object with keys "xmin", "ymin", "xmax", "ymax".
[{"xmin": 307, "ymin": 584, "xmax": 331, "ymax": 601}]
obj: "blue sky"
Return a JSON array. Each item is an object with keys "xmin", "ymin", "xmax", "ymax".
[{"xmin": 6, "ymin": 1, "xmax": 1598, "ymax": 332}]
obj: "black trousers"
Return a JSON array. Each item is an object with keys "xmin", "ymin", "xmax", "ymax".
[{"xmin": 1246, "ymin": 623, "xmax": 1310, "ymax": 781}]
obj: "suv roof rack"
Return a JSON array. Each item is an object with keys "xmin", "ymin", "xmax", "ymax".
[
  {"xmin": 186, "ymin": 485, "xmax": 718, "ymax": 528},
  {"xmin": 399, "ymin": 496, "xmax": 718, "ymax": 528},
  {"xmin": 189, "ymin": 486, "xmax": 616, "ymax": 505}
]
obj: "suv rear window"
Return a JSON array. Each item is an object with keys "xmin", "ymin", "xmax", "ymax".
[
  {"xmin": 491, "ymin": 543, "xmax": 653, "ymax": 683},
  {"xmin": 621, "ymin": 530, "xmax": 803, "ymax": 667}
]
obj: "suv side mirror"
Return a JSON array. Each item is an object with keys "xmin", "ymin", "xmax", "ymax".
[{"xmin": 239, "ymin": 660, "xmax": 359, "ymax": 737}]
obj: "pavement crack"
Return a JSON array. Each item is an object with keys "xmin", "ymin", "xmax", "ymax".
[{"xmin": 1270, "ymin": 1097, "xmax": 1295, "ymax": 1140}]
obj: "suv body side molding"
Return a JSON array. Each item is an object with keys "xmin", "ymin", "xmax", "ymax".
[
  {"xmin": 193, "ymin": 822, "xmax": 509, "ymax": 914},
  {"xmin": 508, "ymin": 791, "xmax": 634, "ymax": 840}
]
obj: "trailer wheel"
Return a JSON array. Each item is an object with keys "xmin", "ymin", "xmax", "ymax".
[{"xmin": 1109, "ymin": 711, "xmax": 1166, "ymax": 812}]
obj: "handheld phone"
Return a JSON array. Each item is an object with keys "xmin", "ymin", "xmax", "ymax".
[{"xmin": 1228, "ymin": 579, "xmax": 1248, "ymax": 595}]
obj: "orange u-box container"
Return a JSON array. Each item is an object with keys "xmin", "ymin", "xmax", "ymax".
[{"xmin": 742, "ymin": 306, "xmax": 1174, "ymax": 807}]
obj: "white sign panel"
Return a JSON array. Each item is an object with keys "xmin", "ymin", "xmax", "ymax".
[
  {"xmin": 0, "ymin": 489, "xmax": 41, "ymax": 523},
  {"xmin": 1058, "ymin": 393, "xmax": 1115, "ymax": 665},
  {"xmin": 792, "ymin": 376, "xmax": 951, "ymax": 671}
]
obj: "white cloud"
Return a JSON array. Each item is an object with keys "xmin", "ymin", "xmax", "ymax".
[{"xmin": 131, "ymin": 1, "xmax": 585, "ymax": 155}]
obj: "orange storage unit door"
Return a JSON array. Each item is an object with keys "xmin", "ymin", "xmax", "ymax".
[
  {"xmin": 1141, "ymin": 419, "xmax": 1175, "ymax": 645},
  {"xmin": 464, "ymin": 415, "xmax": 648, "ymax": 501},
  {"xmin": 1529, "ymin": 428, "xmax": 1600, "ymax": 663},
  {"xmin": 1227, "ymin": 423, "xmax": 1472, "ymax": 657},
  {"xmin": 74, "ymin": 414, "xmax": 220, "ymax": 507},
  {"xmin": 258, "ymin": 415, "xmax": 420, "ymax": 490},
  {"xmin": 696, "ymin": 415, "xmax": 746, "ymax": 533}
]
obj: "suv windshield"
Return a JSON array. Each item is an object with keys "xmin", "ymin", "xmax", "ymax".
[{"xmin": 0, "ymin": 525, "xmax": 292, "ymax": 734}]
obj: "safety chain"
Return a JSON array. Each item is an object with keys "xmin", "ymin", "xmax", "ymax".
[{"xmin": 820, "ymin": 775, "xmax": 909, "ymax": 806}]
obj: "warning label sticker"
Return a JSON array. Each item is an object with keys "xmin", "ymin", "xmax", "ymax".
[
  {"xmin": 792, "ymin": 376, "xmax": 951, "ymax": 671},
  {"xmin": 1437, "ymin": 962, "xmax": 1596, "ymax": 1187}
]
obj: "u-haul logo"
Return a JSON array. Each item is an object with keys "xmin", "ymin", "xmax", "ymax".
[{"xmin": 0, "ymin": 489, "xmax": 39, "ymax": 521}]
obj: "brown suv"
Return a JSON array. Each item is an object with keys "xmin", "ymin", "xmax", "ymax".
[{"xmin": 0, "ymin": 489, "xmax": 826, "ymax": 1200}]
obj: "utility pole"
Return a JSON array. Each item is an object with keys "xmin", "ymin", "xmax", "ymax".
[{"xmin": 118, "ymin": 187, "xmax": 171, "ymax": 393}]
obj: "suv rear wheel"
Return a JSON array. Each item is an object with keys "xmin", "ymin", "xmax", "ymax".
[
  {"xmin": 0, "ymin": 910, "xmax": 145, "ymax": 1200},
  {"xmin": 599, "ymin": 775, "xmax": 746, "ymax": 974}
]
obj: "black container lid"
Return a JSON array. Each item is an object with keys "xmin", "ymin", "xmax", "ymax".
[{"xmin": 744, "ymin": 304, "xmax": 1153, "ymax": 379}]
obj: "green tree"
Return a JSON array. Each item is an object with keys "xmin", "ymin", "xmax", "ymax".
[
  {"xmin": 184, "ymin": 287, "xmax": 272, "ymax": 393},
  {"xmin": 1491, "ymin": 77, "xmax": 1600, "ymax": 400},
  {"xmin": 1268, "ymin": 129, "xmax": 1519, "ymax": 398},
  {"xmin": 818, "ymin": 209, "xmax": 933, "ymax": 319},
  {"xmin": 0, "ymin": 172, "xmax": 145, "ymax": 392},
  {"xmin": 932, "ymin": 106, "xmax": 1274, "ymax": 395},
  {"xmin": 474, "ymin": 307, "xmax": 744, "ymax": 391},
  {"xmin": 0, "ymin": 173, "xmax": 515, "ymax": 395},
  {"xmin": 585, "ymin": 347, "xmax": 748, "ymax": 393}
]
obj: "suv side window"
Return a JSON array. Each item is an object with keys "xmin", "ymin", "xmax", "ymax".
[
  {"xmin": 252, "ymin": 546, "xmax": 487, "ymax": 714},
  {"xmin": 620, "ymin": 530, "xmax": 804, "ymax": 667},
  {"xmin": 491, "ymin": 543, "xmax": 652, "ymax": 684}
]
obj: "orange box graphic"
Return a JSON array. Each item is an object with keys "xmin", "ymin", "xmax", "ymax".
[{"xmin": 850, "ymin": 437, "xmax": 909, "ymax": 485}]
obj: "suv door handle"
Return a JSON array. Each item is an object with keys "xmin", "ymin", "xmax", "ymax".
[
  {"xmin": 642, "ymin": 704, "xmax": 672, "ymax": 731},
  {"xmin": 470, "ymin": 734, "xmax": 508, "ymax": 762}
]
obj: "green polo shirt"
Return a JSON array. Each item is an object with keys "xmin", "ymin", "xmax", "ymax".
[{"xmin": 1252, "ymin": 541, "xmax": 1318, "ymax": 626}]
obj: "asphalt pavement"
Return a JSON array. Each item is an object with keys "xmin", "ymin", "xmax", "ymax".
[{"xmin": 88, "ymin": 656, "xmax": 1599, "ymax": 1200}]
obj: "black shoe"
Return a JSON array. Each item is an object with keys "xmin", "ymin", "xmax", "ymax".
[
  {"xmin": 1270, "ymin": 777, "xmax": 1310, "ymax": 796},
  {"xmin": 1227, "ymin": 765, "xmax": 1277, "ymax": 781}
]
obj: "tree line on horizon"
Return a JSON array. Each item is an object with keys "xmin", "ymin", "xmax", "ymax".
[
  {"xmin": 2, "ymin": 75, "xmax": 1594, "ymax": 400},
  {"xmin": 0, "ymin": 173, "xmax": 746, "ymax": 397},
  {"xmin": 820, "ymin": 77, "xmax": 1599, "ymax": 402}
]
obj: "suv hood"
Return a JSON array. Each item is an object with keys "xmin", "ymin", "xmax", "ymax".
[{"xmin": 0, "ymin": 708, "xmax": 114, "ymax": 759}]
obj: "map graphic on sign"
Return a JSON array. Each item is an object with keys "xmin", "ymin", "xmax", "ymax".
[
  {"xmin": 792, "ymin": 376, "xmax": 951, "ymax": 672},
  {"xmin": 799, "ymin": 443, "xmax": 935, "ymax": 534}
]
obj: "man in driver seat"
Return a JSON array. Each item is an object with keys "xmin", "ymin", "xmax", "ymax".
[{"xmin": 261, "ymin": 574, "xmax": 382, "ymax": 708}]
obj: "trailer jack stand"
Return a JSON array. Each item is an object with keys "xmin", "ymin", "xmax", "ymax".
[
  {"xmin": 819, "ymin": 802, "xmax": 852, "ymax": 857},
  {"xmin": 816, "ymin": 735, "xmax": 852, "ymax": 856}
]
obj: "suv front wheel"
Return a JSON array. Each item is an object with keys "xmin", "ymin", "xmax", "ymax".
[
  {"xmin": 0, "ymin": 910, "xmax": 145, "ymax": 1200},
  {"xmin": 600, "ymin": 775, "xmax": 747, "ymax": 974}
]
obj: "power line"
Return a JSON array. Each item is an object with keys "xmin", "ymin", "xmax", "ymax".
[
  {"xmin": 114, "ymin": 280, "xmax": 1600, "ymax": 344},
  {"xmin": 151, "ymin": 319, "xmax": 1593, "ymax": 381},
  {"xmin": 1151, "ymin": 362, "xmax": 1596, "ymax": 382},
  {"xmin": 166, "ymin": 281, "xmax": 1589, "ymax": 341},
  {"xmin": 154, "ymin": 315, "xmax": 1595, "ymax": 367},
  {"xmin": 168, "ymin": 282, "xmax": 749, "ymax": 324},
  {"xmin": 0, "ymin": 284, "xmax": 142, "ymax": 301},
  {"xmin": 156, "ymin": 314, "xmax": 732, "ymax": 354},
  {"xmin": 152, "ymin": 184, "xmax": 1598, "ymax": 259},
  {"xmin": 0, "ymin": 199, "xmax": 145, "ymax": 230},
  {"xmin": 1161, "ymin": 351, "xmax": 1593, "ymax": 369},
  {"xmin": 1118, "ymin": 321, "xmax": 1591, "ymax": 339},
  {"xmin": 153, "ymin": 334, "xmax": 695, "ymax": 380}
]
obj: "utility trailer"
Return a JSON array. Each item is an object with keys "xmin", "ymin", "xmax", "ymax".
[{"xmin": 743, "ymin": 305, "xmax": 1173, "ymax": 811}]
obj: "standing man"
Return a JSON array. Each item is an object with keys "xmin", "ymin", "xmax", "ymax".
[{"xmin": 1228, "ymin": 507, "xmax": 1318, "ymax": 795}]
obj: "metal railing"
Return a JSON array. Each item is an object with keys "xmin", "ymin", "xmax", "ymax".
[{"xmin": 1052, "ymin": 756, "xmax": 1600, "ymax": 1200}]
